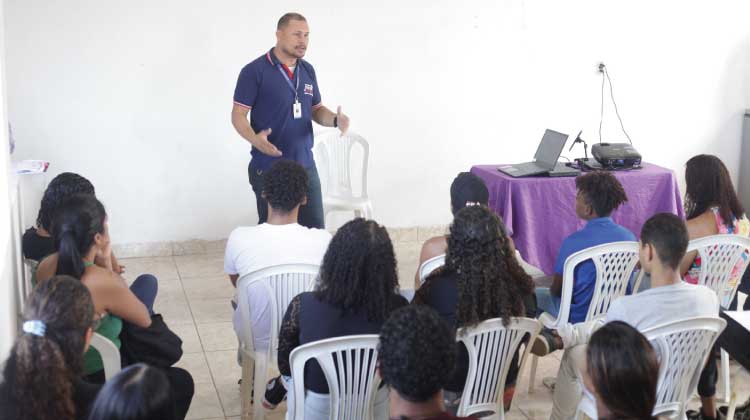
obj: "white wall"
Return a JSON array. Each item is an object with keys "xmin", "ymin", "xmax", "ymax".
[
  {"xmin": 5, "ymin": 1, "xmax": 750, "ymax": 244},
  {"xmin": 1, "ymin": 0, "xmax": 18, "ymax": 360}
]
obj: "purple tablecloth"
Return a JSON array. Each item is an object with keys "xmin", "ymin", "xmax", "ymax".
[{"xmin": 471, "ymin": 163, "xmax": 684, "ymax": 275}]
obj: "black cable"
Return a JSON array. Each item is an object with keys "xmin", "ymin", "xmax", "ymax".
[
  {"xmin": 599, "ymin": 64, "xmax": 604, "ymax": 143},
  {"xmin": 604, "ymin": 66, "xmax": 633, "ymax": 145}
]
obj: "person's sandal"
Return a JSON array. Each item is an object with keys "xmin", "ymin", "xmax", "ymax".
[{"xmin": 262, "ymin": 376, "xmax": 287, "ymax": 410}]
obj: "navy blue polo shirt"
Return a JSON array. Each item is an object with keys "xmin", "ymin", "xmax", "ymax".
[
  {"xmin": 234, "ymin": 48, "xmax": 322, "ymax": 170},
  {"xmin": 553, "ymin": 217, "xmax": 636, "ymax": 323}
]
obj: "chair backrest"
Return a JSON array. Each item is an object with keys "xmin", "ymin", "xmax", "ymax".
[
  {"xmin": 90, "ymin": 332, "xmax": 122, "ymax": 380},
  {"xmin": 289, "ymin": 334, "xmax": 381, "ymax": 420},
  {"xmin": 237, "ymin": 264, "xmax": 320, "ymax": 362},
  {"xmin": 314, "ymin": 130, "xmax": 370, "ymax": 199},
  {"xmin": 418, "ymin": 254, "xmax": 446, "ymax": 285},
  {"xmin": 686, "ymin": 234, "xmax": 750, "ymax": 309},
  {"xmin": 642, "ymin": 317, "xmax": 726, "ymax": 419},
  {"xmin": 555, "ymin": 241, "xmax": 640, "ymax": 328},
  {"xmin": 456, "ymin": 317, "xmax": 541, "ymax": 419}
]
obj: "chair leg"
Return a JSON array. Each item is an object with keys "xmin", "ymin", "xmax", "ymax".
[
  {"xmin": 528, "ymin": 355, "xmax": 538, "ymax": 394},
  {"xmin": 253, "ymin": 354, "xmax": 268, "ymax": 420},
  {"xmin": 241, "ymin": 350, "xmax": 253, "ymax": 420},
  {"xmin": 720, "ymin": 349, "xmax": 731, "ymax": 403}
]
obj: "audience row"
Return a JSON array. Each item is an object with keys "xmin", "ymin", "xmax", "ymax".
[{"xmin": 4, "ymin": 152, "xmax": 748, "ymax": 419}]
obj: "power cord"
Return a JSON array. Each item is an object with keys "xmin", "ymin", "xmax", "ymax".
[{"xmin": 598, "ymin": 63, "xmax": 633, "ymax": 145}]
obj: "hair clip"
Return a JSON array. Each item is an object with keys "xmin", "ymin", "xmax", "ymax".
[{"xmin": 23, "ymin": 320, "xmax": 46, "ymax": 337}]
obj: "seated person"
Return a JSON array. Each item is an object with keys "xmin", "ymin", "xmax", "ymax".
[
  {"xmin": 35, "ymin": 195, "xmax": 155, "ymax": 379},
  {"xmin": 267, "ymin": 218, "xmax": 408, "ymax": 418},
  {"xmin": 378, "ymin": 305, "xmax": 478, "ymax": 420},
  {"xmin": 415, "ymin": 172, "xmax": 543, "ymax": 288},
  {"xmin": 533, "ymin": 171, "xmax": 635, "ymax": 355},
  {"xmin": 87, "ymin": 364, "xmax": 177, "ymax": 420},
  {"xmin": 0, "ymin": 275, "xmax": 102, "ymax": 420},
  {"xmin": 549, "ymin": 213, "xmax": 718, "ymax": 420},
  {"xmin": 583, "ymin": 321, "xmax": 659, "ymax": 420},
  {"xmin": 22, "ymin": 172, "xmax": 123, "ymax": 272},
  {"xmin": 225, "ymin": 160, "xmax": 331, "ymax": 353},
  {"xmin": 414, "ymin": 205, "xmax": 536, "ymax": 410},
  {"xmin": 679, "ymin": 154, "xmax": 750, "ymax": 420}
]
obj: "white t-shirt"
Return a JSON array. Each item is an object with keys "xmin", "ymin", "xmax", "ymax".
[
  {"xmin": 225, "ymin": 223, "xmax": 332, "ymax": 351},
  {"xmin": 606, "ymin": 281, "xmax": 720, "ymax": 329}
]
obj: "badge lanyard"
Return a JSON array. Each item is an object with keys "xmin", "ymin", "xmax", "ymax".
[{"xmin": 277, "ymin": 65, "xmax": 302, "ymax": 119}]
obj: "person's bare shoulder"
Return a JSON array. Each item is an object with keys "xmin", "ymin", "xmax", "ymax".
[
  {"xmin": 686, "ymin": 211, "xmax": 718, "ymax": 240},
  {"xmin": 36, "ymin": 253, "xmax": 59, "ymax": 283},
  {"xmin": 419, "ymin": 236, "xmax": 448, "ymax": 263}
]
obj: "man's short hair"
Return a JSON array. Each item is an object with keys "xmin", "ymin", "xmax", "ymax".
[
  {"xmin": 277, "ymin": 12, "xmax": 307, "ymax": 30},
  {"xmin": 450, "ymin": 172, "xmax": 489, "ymax": 215},
  {"xmin": 378, "ymin": 306, "xmax": 456, "ymax": 402},
  {"xmin": 640, "ymin": 213, "xmax": 689, "ymax": 270},
  {"xmin": 262, "ymin": 160, "xmax": 308, "ymax": 213},
  {"xmin": 575, "ymin": 171, "xmax": 628, "ymax": 217}
]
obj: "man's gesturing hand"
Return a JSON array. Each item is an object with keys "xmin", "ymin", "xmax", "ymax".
[
  {"xmin": 336, "ymin": 106, "xmax": 350, "ymax": 135},
  {"xmin": 254, "ymin": 128, "xmax": 282, "ymax": 157}
]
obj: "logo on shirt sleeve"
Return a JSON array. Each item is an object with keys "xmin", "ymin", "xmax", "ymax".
[{"xmin": 304, "ymin": 84, "xmax": 314, "ymax": 96}]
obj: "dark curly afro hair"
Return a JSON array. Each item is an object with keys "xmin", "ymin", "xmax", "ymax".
[
  {"xmin": 262, "ymin": 160, "xmax": 309, "ymax": 213},
  {"xmin": 36, "ymin": 172, "xmax": 95, "ymax": 231},
  {"xmin": 378, "ymin": 305, "xmax": 456, "ymax": 402},
  {"xmin": 575, "ymin": 171, "xmax": 628, "ymax": 217}
]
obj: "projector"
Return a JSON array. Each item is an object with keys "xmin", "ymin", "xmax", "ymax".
[{"xmin": 591, "ymin": 143, "xmax": 642, "ymax": 169}]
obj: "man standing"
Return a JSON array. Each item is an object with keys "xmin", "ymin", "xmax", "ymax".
[{"xmin": 231, "ymin": 12, "xmax": 349, "ymax": 229}]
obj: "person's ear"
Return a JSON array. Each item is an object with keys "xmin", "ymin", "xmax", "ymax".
[
  {"xmin": 301, "ymin": 195, "xmax": 308, "ymax": 206},
  {"xmin": 83, "ymin": 327, "xmax": 93, "ymax": 353},
  {"xmin": 93, "ymin": 232, "xmax": 105, "ymax": 248}
]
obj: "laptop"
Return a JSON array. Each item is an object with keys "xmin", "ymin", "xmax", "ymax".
[{"xmin": 498, "ymin": 129, "xmax": 571, "ymax": 177}]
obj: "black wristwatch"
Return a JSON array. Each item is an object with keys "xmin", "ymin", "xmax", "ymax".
[{"xmin": 333, "ymin": 116, "xmax": 338, "ymax": 128}]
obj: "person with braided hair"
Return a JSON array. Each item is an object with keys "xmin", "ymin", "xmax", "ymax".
[
  {"xmin": 413, "ymin": 205, "xmax": 536, "ymax": 411},
  {"xmin": 0, "ymin": 275, "xmax": 102, "ymax": 420},
  {"xmin": 262, "ymin": 218, "xmax": 408, "ymax": 418}
]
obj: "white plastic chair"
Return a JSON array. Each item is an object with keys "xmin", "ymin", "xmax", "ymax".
[
  {"xmin": 685, "ymin": 234, "xmax": 750, "ymax": 404},
  {"xmin": 528, "ymin": 241, "xmax": 640, "ymax": 393},
  {"xmin": 314, "ymin": 130, "xmax": 373, "ymax": 221},
  {"xmin": 418, "ymin": 254, "xmax": 446, "ymax": 285},
  {"xmin": 576, "ymin": 317, "xmax": 727, "ymax": 420},
  {"xmin": 289, "ymin": 334, "xmax": 382, "ymax": 420},
  {"xmin": 456, "ymin": 317, "xmax": 541, "ymax": 420},
  {"xmin": 90, "ymin": 332, "xmax": 122, "ymax": 380},
  {"xmin": 236, "ymin": 264, "xmax": 321, "ymax": 420}
]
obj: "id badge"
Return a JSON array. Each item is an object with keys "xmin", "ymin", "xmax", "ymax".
[{"xmin": 293, "ymin": 101, "xmax": 302, "ymax": 119}]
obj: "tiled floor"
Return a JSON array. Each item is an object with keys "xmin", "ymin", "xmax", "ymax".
[{"xmin": 120, "ymin": 242, "xmax": 750, "ymax": 420}]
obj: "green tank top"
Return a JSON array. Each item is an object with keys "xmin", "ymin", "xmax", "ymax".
[{"xmin": 83, "ymin": 313, "xmax": 122, "ymax": 375}]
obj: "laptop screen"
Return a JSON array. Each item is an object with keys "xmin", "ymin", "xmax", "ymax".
[{"xmin": 534, "ymin": 129, "xmax": 569, "ymax": 169}]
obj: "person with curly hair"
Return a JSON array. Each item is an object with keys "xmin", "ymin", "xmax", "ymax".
[
  {"xmin": 264, "ymin": 218, "xmax": 408, "ymax": 418},
  {"xmin": 22, "ymin": 172, "xmax": 123, "ymax": 273},
  {"xmin": 378, "ymin": 305, "xmax": 477, "ymax": 420},
  {"xmin": 584, "ymin": 321, "xmax": 659, "ymax": 420},
  {"xmin": 225, "ymin": 160, "xmax": 331, "ymax": 369},
  {"xmin": 533, "ymin": 171, "xmax": 635, "ymax": 356},
  {"xmin": 414, "ymin": 172, "xmax": 544, "ymax": 288},
  {"xmin": 0, "ymin": 275, "xmax": 102, "ymax": 420},
  {"xmin": 679, "ymin": 155, "xmax": 750, "ymax": 420},
  {"xmin": 413, "ymin": 205, "xmax": 536, "ymax": 411}
]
